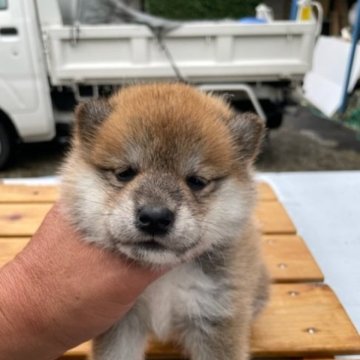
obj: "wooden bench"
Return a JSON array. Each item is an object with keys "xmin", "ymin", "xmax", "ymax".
[{"xmin": 0, "ymin": 182, "xmax": 359, "ymax": 360}]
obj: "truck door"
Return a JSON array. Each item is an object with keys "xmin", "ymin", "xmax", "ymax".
[{"xmin": 0, "ymin": 0, "xmax": 55, "ymax": 142}]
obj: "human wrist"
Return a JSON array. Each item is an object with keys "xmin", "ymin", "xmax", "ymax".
[{"xmin": 0, "ymin": 255, "xmax": 67, "ymax": 360}]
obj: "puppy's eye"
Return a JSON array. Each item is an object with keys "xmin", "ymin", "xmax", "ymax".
[
  {"xmin": 115, "ymin": 167, "xmax": 137, "ymax": 182},
  {"xmin": 186, "ymin": 176, "xmax": 209, "ymax": 191}
]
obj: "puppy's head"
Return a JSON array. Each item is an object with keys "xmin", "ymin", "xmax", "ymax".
[{"xmin": 61, "ymin": 83, "xmax": 264, "ymax": 266}]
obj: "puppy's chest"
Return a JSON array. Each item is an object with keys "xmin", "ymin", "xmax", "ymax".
[{"xmin": 142, "ymin": 263, "xmax": 233, "ymax": 340}]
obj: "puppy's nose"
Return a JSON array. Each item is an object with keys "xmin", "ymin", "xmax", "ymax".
[{"xmin": 136, "ymin": 206, "xmax": 175, "ymax": 235}]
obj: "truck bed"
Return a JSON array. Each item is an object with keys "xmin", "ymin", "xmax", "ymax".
[{"xmin": 42, "ymin": 21, "xmax": 317, "ymax": 86}]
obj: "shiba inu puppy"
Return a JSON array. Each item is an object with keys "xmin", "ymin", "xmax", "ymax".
[{"xmin": 61, "ymin": 83, "xmax": 269, "ymax": 360}]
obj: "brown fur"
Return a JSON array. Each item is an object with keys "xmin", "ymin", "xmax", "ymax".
[
  {"xmin": 75, "ymin": 83, "xmax": 260, "ymax": 174},
  {"xmin": 61, "ymin": 82, "xmax": 269, "ymax": 360}
]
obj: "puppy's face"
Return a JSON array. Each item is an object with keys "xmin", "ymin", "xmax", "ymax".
[{"xmin": 62, "ymin": 83, "xmax": 264, "ymax": 266}]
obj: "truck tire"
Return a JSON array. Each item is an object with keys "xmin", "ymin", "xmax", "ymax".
[
  {"xmin": 231, "ymin": 99, "xmax": 284, "ymax": 129},
  {"xmin": 0, "ymin": 122, "xmax": 14, "ymax": 169},
  {"xmin": 262, "ymin": 101, "xmax": 284, "ymax": 130}
]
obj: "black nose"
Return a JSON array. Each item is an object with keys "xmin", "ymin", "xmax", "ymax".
[{"xmin": 136, "ymin": 206, "xmax": 175, "ymax": 235}]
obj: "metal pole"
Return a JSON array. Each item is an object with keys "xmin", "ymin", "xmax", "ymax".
[
  {"xmin": 340, "ymin": 0, "xmax": 360, "ymax": 113},
  {"xmin": 198, "ymin": 84, "xmax": 267, "ymax": 122}
]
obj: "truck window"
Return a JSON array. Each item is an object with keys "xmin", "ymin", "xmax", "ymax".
[{"xmin": 0, "ymin": 0, "xmax": 7, "ymax": 10}]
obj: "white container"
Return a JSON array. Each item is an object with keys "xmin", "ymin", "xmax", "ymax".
[{"xmin": 255, "ymin": 4, "xmax": 274, "ymax": 22}]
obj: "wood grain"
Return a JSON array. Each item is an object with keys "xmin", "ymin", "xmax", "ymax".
[
  {"xmin": 65, "ymin": 343, "xmax": 91, "ymax": 358},
  {"xmin": 0, "ymin": 238, "xmax": 28, "ymax": 267},
  {"xmin": 0, "ymin": 204, "xmax": 52, "ymax": 236},
  {"xmin": 256, "ymin": 201, "xmax": 296, "ymax": 234},
  {"xmin": 262, "ymin": 235, "xmax": 324, "ymax": 283},
  {"xmin": 63, "ymin": 284, "xmax": 360, "ymax": 358},
  {"xmin": 302, "ymin": 358, "xmax": 335, "ymax": 360},
  {"xmin": 0, "ymin": 201, "xmax": 294, "ymax": 237},
  {"xmin": 144, "ymin": 284, "xmax": 360, "ymax": 358},
  {"xmin": 1, "ymin": 184, "xmax": 357, "ymax": 359},
  {"xmin": 257, "ymin": 182, "xmax": 277, "ymax": 201},
  {"xmin": 0, "ymin": 183, "xmax": 277, "ymax": 203},
  {"xmin": 250, "ymin": 283, "xmax": 360, "ymax": 357},
  {"xmin": 0, "ymin": 236, "xmax": 323, "ymax": 283},
  {"xmin": 0, "ymin": 185, "xmax": 58, "ymax": 203}
]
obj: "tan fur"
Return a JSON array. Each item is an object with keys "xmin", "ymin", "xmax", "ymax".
[{"xmin": 60, "ymin": 82, "xmax": 269, "ymax": 360}]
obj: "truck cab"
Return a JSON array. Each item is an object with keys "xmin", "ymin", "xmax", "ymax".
[{"xmin": 0, "ymin": 0, "xmax": 55, "ymax": 167}]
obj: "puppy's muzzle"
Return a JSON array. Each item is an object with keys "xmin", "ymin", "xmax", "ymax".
[{"xmin": 136, "ymin": 205, "xmax": 175, "ymax": 236}]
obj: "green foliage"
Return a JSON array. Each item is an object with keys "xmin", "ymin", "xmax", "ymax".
[
  {"xmin": 332, "ymin": 89, "xmax": 360, "ymax": 133},
  {"xmin": 145, "ymin": 0, "xmax": 259, "ymax": 20}
]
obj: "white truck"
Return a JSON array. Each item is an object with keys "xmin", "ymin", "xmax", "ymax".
[{"xmin": 0, "ymin": 0, "xmax": 319, "ymax": 168}]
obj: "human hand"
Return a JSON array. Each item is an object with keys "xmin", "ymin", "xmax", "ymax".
[{"xmin": 0, "ymin": 203, "xmax": 167, "ymax": 360}]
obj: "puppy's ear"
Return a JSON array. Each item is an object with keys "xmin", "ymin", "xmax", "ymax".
[
  {"xmin": 74, "ymin": 98, "xmax": 112, "ymax": 145},
  {"xmin": 227, "ymin": 112, "xmax": 265, "ymax": 163}
]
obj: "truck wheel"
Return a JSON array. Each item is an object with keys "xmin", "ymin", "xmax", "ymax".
[
  {"xmin": 230, "ymin": 99, "xmax": 284, "ymax": 129},
  {"xmin": 0, "ymin": 122, "xmax": 14, "ymax": 169},
  {"xmin": 262, "ymin": 101, "xmax": 284, "ymax": 130}
]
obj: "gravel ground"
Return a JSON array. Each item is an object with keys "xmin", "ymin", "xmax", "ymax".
[
  {"xmin": 258, "ymin": 107, "xmax": 360, "ymax": 171},
  {"xmin": 0, "ymin": 106, "xmax": 359, "ymax": 179}
]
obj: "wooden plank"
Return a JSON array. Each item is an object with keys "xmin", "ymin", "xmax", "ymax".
[
  {"xmin": 256, "ymin": 201, "xmax": 296, "ymax": 234},
  {"xmin": 257, "ymin": 182, "xmax": 277, "ymax": 201},
  {"xmin": 65, "ymin": 343, "xmax": 91, "ymax": 358},
  {"xmin": 251, "ymin": 283, "xmax": 360, "ymax": 357},
  {"xmin": 0, "ymin": 185, "xmax": 58, "ymax": 203},
  {"xmin": 0, "ymin": 183, "xmax": 275, "ymax": 203},
  {"xmin": 0, "ymin": 238, "xmax": 28, "ymax": 267},
  {"xmin": 0, "ymin": 201, "xmax": 294, "ymax": 237},
  {"xmin": 144, "ymin": 284, "xmax": 360, "ymax": 358},
  {"xmin": 0, "ymin": 204, "xmax": 52, "ymax": 236},
  {"xmin": 61, "ymin": 347, "xmax": 343, "ymax": 359},
  {"xmin": 2, "ymin": 244, "xmax": 357, "ymax": 358},
  {"xmin": 302, "ymin": 358, "xmax": 335, "ymax": 360},
  {"xmin": 263, "ymin": 235, "xmax": 324, "ymax": 283},
  {"xmin": 0, "ymin": 236, "xmax": 323, "ymax": 283}
]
